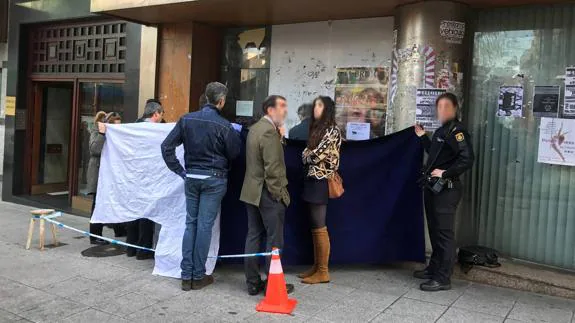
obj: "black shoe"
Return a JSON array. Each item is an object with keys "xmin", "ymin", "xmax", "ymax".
[
  {"xmin": 420, "ymin": 279, "xmax": 451, "ymax": 292},
  {"xmin": 90, "ymin": 238, "xmax": 109, "ymax": 245},
  {"xmin": 247, "ymin": 280, "xmax": 266, "ymax": 296},
  {"xmin": 191, "ymin": 275, "xmax": 214, "ymax": 290},
  {"xmin": 262, "ymin": 280, "xmax": 295, "ymax": 295},
  {"xmin": 413, "ymin": 269, "xmax": 434, "ymax": 280},
  {"xmin": 182, "ymin": 279, "xmax": 192, "ymax": 291},
  {"xmin": 126, "ymin": 248, "xmax": 136, "ymax": 257},
  {"xmin": 136, "ymin": 251, "xmax": 154, "ymax": 260},
  {"xmin": 284, "ymin": 283, "xmax": 295, "ymax": 294}
]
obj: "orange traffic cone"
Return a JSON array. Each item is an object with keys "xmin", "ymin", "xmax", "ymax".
[{"xmin": 256, "ymin": 248, "xmax": 297, "ymax": 314}]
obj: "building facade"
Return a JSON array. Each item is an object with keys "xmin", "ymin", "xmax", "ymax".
[
  {"xmin": 2, "ymin": 0, "xmax": 150, "ymax": 214},
  {"xmin": 3, "ymin": 0, "xmax": 575, "ymax": 271},
  {"xmin": 91, "ymin": 0, "xmax": 575, "ymax": 271}
]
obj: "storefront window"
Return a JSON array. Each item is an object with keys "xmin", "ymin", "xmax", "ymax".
[
  {"xmin": 221, "ymin": 27, "xmax": 271, "ymax": 125},
  {"xmin": 76, "ymin": 82, "xmax": 125, "ymax": 196},
  {"xmin": 467, "ymin": 4, "xmax": 575, "ymax": 268}
]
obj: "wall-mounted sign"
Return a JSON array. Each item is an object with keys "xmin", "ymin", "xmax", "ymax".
[
  {"xmin": 235, "ymin": 100, "xmax": 254, "ymax": 117},
  {"xmin": 47, "ymin": 144, "xmax": 63, "ymax": 154},
  {"xmin": 533, "ymin": 85, "xmax": 560, "ymax": 118},
  {"xmin": 5, "ymin": 96, "xmax": 15, "ymax": 116},
  {"xmin": 439, "ymin": 21, "xmax": 465, "ymax": 45},
  {"xmin": 15, "ymin": 110, "xmax": 26, "ymax": 130}
]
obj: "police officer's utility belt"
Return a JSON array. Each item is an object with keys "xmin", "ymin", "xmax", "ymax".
[{"xmin": 420, "ymin": 176, "xmax": 454, "ymax": 194}]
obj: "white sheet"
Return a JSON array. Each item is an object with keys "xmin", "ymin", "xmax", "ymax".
[{"xmin": 90, "ymin": 123, "xmax": 220, "ymax": 278}]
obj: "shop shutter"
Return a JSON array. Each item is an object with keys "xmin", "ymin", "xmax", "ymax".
[{"xmin": 467, "ymin": 4, "xmax": 575, "ymax": 269}]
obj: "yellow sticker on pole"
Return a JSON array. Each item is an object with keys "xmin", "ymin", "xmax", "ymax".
[{"xmin": 5, "ymin": 96, "xmax": 15, "ymax": 116}]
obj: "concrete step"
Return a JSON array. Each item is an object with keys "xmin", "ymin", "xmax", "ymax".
[{"xmin": 453, "ymin": 258, "xmax": 575, "ymax": 299}]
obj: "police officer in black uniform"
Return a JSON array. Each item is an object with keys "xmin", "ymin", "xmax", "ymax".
[{"xmin": 413, "ymin": 92, "xmax": 474, "ymax": 292}]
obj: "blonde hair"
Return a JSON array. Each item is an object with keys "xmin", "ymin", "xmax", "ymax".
[
  {"xmin": 94, "ymin": 111, "xmax": 107, "ymax": 126},
  {"xmin": 94, "ymin": 111, "xmax": 121, "ymax": 125}
]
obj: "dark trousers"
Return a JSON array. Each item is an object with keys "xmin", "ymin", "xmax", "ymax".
[
  {"xmin": 89, "ymin": 193, "xmax": 125, "ymax": 241},
  {"xmin": 424, "ymin": 181, "xmax": 462, "ymax": 284},
  {"xmin": 244, "ymin": 187, "xmax": 286, "ymax": 286},
  {"xmin": 126, "ymin": 219, "xmax": 156, "ymax": 255}
]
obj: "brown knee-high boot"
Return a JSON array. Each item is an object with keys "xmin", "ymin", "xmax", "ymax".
[
  {"xmin": 297, "ymin": 230, "xmax": 318, "ymax": 278},
  {"xmin": 302, "ymin": 227, "xmax": 330, "ymax": 284}
]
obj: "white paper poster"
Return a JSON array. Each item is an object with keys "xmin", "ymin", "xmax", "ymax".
[
  {"xmin": 538, "ymin": 117, "xmax": 575, "ymax": 166},
  {"xmin": 415, "ymin": 88, "xmax": 446, "ymax": 131},
  {"xmin": 346, "ymin": 122, "xmax": 371, "ymax": 141},
  {"xmin": 497, "ymin": 85, "xmax": 524, "ymax": 117},
  {"xmin": 236, "ymin": 100, "xmax": 254, "ymax": 117},
  {"xmin": 563, "ymin": 67, "xmax": 575, "ymax": 117}
]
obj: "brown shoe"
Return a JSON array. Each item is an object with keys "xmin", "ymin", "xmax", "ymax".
[
  {"xmin": 302, "ymin": 227, "xmax": 330, "ymax": 284},
  {"xmin": 297, "ymin": 265, "xmax": 317, "ymax": 279},
  {"xmin": 191, "ymin": 275, "xmax": 214, "ymax": 290},
  {"xmin": 297, "ymin": 230, "xmax": 319, "ymax": 279}
]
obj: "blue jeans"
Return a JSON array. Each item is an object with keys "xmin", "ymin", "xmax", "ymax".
[{"xmin": 181, "ymin": 177, "xmax": 227, "ymax": 280}]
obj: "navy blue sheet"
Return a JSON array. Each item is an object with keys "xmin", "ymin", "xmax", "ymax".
[{"xmin": 219, "ymin": 127, "xmax": 425, "ymax": 265}]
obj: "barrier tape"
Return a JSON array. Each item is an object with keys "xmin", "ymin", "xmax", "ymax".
[
  {"xmin": 40, "ymin": 212, "xmax": 277, "ymax": 258},
  {"xmin": 42, "ymin": 214, "xmax": 156, "ymax": 252}
]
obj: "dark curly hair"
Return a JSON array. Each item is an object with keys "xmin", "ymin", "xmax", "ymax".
[{"xmin": 307, "ymin": 96, "xmax": 336, "ymax": 149}]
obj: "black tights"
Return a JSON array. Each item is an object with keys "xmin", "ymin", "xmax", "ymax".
[{"xmin": 308, "ymin": 203, "xmax": 327, "ymax": 229}]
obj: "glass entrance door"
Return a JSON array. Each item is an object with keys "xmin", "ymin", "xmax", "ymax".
[
  {"xmin": 71, "ymin": 82, "xmax": 125, "ymax": 213},
  {"xmin": 29, "ymin": 82, "xmax": 74, "ymax": 209}
]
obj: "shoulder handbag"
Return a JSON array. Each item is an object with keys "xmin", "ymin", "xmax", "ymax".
[{"xmin": 328, "ymin": 172, "xmax": 344, "ymax": 199}]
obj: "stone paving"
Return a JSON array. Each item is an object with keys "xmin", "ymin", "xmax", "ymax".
[{"xmin": 1, "ymin": 197, "xmax": 575, "ymax": 322}]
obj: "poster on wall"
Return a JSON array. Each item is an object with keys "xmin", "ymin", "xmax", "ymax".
[
  {"xmin": 563, "ymin": 67, "xmax": 575, "ymax": 118},
  {"xmin": 334, "ymin": 67, "xmax": 389, "ymax": 140},
  {"xmin": 538, "ymin": 117, "xmax": 575, "ymax": 166},
  {"xmin": 439, "ymin": 21, "xmax": 466, "ymax": 45},
  {"xmin": 533, "ymin": 86, "xmax": 560, "ymax": 118},
  {"xmin": 415, "ymin": 88, "xmax": 446, "ymax": 131},
  {"xmin": 497, "ymin": 85, "xmax": 524, "ymax": 117}
]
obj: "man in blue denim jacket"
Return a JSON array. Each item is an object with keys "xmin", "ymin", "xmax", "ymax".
[{"xmin": 161, "ymin": 82, "xmax": 241, "ymax": 291}]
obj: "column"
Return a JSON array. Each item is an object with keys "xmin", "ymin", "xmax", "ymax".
[
  {"xmin": 388, "ymin": 1, "xmax": 469, "ymax": 133},
  {"xmin": 157, "ymin": 23, "xmax": 194, "ymax": 123},
  {"xmin": 157, "ymin": 22, "xmax": 223, "ymax": 122}
]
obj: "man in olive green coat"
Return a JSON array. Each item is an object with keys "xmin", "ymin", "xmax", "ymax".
[{"xmin": 241, "ymin": 95, "xmax": 294, "ymax": 296}]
